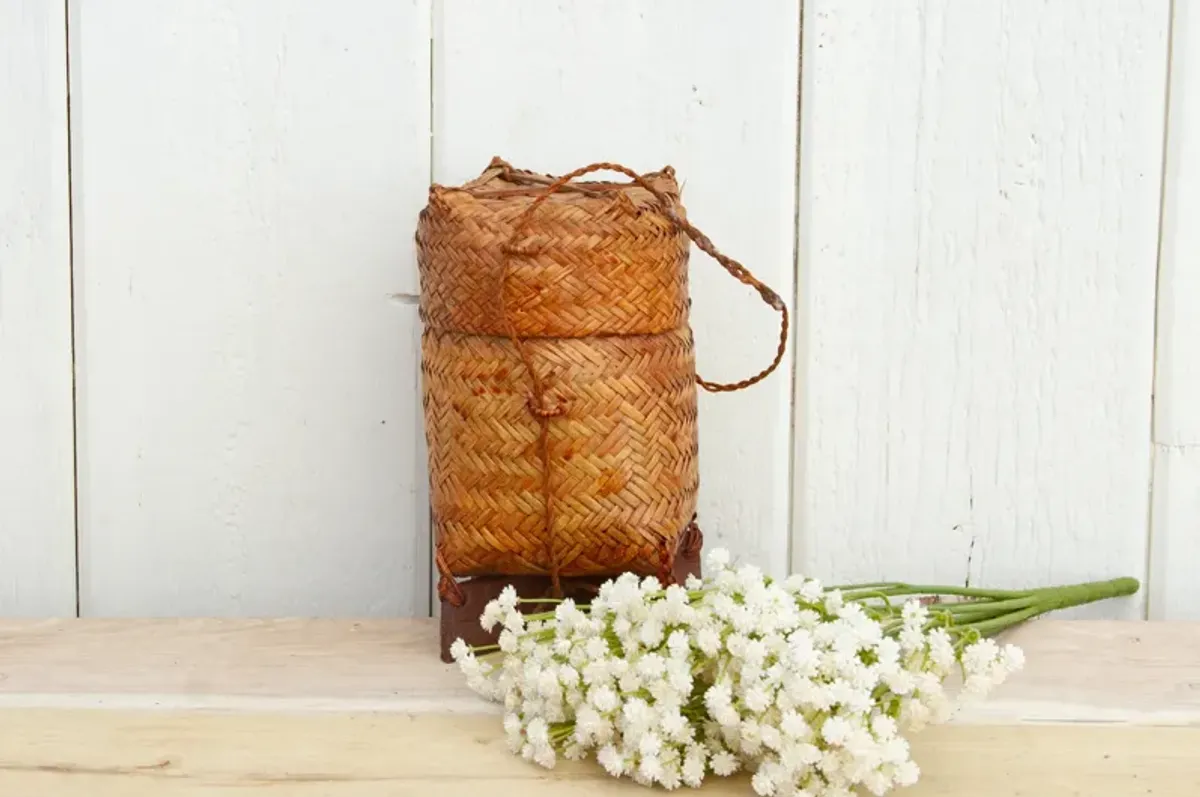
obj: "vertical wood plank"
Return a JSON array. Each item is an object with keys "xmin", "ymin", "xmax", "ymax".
[
  {"xmin": 1149, "ymin": 448, "xmax": 1200, "ymax": 619},
  {"xmin": 71, "ymin": 1, "xmax": 432, "ymax": 616},
  {"xmin": 0, "ymin": 1, "xmax": 77, "ymax": 614},
  {"xmin": 433, "ymin": 0, "xmax": 801, "ymax": 573},
  {"xmin": 795, "ymin": 0, "xmax": 1169, "ymax": 615},
  {"xmin": 1149, "ymin": 0, "xmax": 1200, "ymax": 620}
]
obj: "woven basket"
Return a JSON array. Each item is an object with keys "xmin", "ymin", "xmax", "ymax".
[{"xmin": 416, "ymin": 158, "xmax": 788, "ymax": 607}]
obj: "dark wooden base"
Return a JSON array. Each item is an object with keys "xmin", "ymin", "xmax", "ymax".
[{"xmin": 439, "ymin": 527, "xmax": 703, "ymax": 662}]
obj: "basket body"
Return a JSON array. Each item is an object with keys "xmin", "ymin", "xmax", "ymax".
[{"xmin": 417, "ymin": 160, "xmax": 699, "ymax": 581}]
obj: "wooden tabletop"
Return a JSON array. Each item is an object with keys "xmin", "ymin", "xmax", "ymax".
[{"xmin": 0, "ymin": 618, "xmax": 1196, "ymax": 795}]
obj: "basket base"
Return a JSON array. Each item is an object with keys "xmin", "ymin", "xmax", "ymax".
[{"xmin": 438, "ymin": 528, "xmax": 703, "ymax": 662}]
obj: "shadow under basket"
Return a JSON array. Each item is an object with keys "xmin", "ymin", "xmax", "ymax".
[{"xmin": 439, "ymin": 524, "xmax": 703, "ymax": 662}]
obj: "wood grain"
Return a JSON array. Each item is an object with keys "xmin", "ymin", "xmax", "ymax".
[
  {"xmin": 0, "ymin": 619, "xmax": 1195, "ymax": 722},
  {"xmin": 0, "ymin": 712, "xmax": 1194, "ymax": 796},
  {"xmin": 1150, "ymin": 0, "xmax": 1200, "ymax": 619},
  {"xmin": 0, "ymin": 0, "xmax": 77, "ymax": 615},
  {"xmin": 68, "ymin": 1, "xmax": 432, "ymax": 617},
  {"xmin": 433, "ymin": 0, "xmax": 801, "ymax": 574},
  {"xmin": 794, "ymin": 0, "xmax": 1170, "ymax": 615},
  {"xmin": 0, "ymin": 619, "xmax": 1194, "ymax": 795}
]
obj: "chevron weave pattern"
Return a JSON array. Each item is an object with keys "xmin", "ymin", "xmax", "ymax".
[
  {"xmin": 418, "ymin": 161, "xmax": 690, "ymax": 339},
  {"xmin": 422, "ymin": 325, "xmax": 699, "ymax": 578}
]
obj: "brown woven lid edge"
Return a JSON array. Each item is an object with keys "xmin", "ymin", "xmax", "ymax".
[{"xmin": 430, "ymin": 157, "xmax": 680, "ymax": 199}]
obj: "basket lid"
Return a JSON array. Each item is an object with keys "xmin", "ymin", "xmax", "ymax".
[{"xmin": 417, "ymin": 158, "xmax": 691, "ymax": 340}]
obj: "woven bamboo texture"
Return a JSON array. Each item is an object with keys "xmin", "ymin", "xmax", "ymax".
[{"xmin": 416, "ymin": 159, "xmax": 787, "ymax": 604}]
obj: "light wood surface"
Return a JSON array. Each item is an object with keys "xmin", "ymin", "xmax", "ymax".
[{"xmin": 0, "ymin": 619, "xmax": 1195, "ymax": 795}]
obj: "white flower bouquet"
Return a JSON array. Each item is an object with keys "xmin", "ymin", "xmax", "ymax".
[{"xmin": 451, "ymin": 549, "xmax": 1138, "ymax": 796}]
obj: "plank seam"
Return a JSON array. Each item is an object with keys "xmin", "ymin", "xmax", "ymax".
[
  {"xmin": 62, "ymin": 0, "xmax": 81, "ymax": 620},
  {"xmin": 426, "ymin": 0, "xmax": 439, "ymax": 620},
  {"xmin": 787, "ymin": 0, "xmax": 806, "ymax": 576},
  {"xmin": 1146, "ymin": 0, "xmax": 1181, "ymax": 621}
]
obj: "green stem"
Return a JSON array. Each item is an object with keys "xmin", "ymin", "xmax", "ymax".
[
  {"xmin": 1027, "ymin": 577, "xmax": 1140, "ymax": 610},
  {"xmin": 846, "ymin": 584, "xmax": 1028, "ymax": 601},
  {"xmin": 847, "ymin": 577, "xmax": 1138, "ymax": 607},
  {"xmin": 959, "ymin": 577, "xmax": 1140, "ymax": 638},
  {"xmin": 931, "ymin": 597, "xmax": 1038, "ymax": 616},
  {"xmin": 963, "ymin": 605, "xmax": 1042, "ymax": 637},
  {"xmin": 868, "ymin": 577, "xmax": 1140, "ymax": 641}
]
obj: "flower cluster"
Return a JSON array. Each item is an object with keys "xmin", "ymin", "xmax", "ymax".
[{"xmin": 452, "ymin": 549, "xmax": 1026, "ymax": 795}]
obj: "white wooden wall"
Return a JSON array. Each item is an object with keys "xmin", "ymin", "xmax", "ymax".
[
  {"xmin": 1150, "ymin": 0, "xmax": 1200, "ymax": 620},
  {"xmin": 0, "ymin": 0, "xmax": 76, "ymax": 616},
  {"xmin": 797, "ymin": 0, "xmax": 1170, "ymax": 620},
  {"xmin": 0, "ymin": 0, "xmax": 1192, "ymax": 619}
]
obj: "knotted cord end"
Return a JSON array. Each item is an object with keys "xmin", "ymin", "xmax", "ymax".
[{"xmin": 527, "ymin": 393, "xmax": 567, "ymax": 419}]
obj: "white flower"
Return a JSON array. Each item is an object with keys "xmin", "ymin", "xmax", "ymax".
[
  {"xmin": 667, "ymin": 629, "xmax": 691, "ymax": 659},
  {"xmin": 581, "ymin": 659, "xmax": 611, "ymax": 686},
  {"xmin": 740, "ymin": 720, "xmax": 764, "ymax": 755},
  {"xmin": 454, "ymin": 549, "xmax": 1033, "ymax": 795},
  {"xmin": 502, "ymin": 713, "xmax": 523, "ymax": 752},
  {"xmin": 618, "ymin": 669, "xmax": 643, "ymax": 694},
  {"xmin": 1002, "ymin": 643, "xmax": 1026, "ymax": 672},
  {"xmin": 480, "ymin": 601, "xmax": 504, "ymax": 631},
  {"xmin": 584, "ymin": 636, "xmax": 608, "ymax": 659},
  {"xmin": 870, "ymin": 715, "xmax": 897, "ymax": 740},
  {"xmin": 821, "ymin": 716, "xmax": 852, "ymax": 746},
  {"xmin": 502, "ymin": 609, "xmax": 525, "ymax": 633},
  {"xmin": 496, "ymin": 584, "xmax": 518, "ymax": 611},
  {"xmin": 589, "ymin": 684, "xmax": 619, "ymax": 713},
  {"xmin": 862, "ymin": 771, "xmax": 892, "ymax": 796},
  {"xmin": 682, "ymin": 745, "xmax": 707, "ymax": 787},
  {"xmin": 612, "ymin": 615, "xmax": 632, "ymax": 639},
  {"xmin": 526, "ymin": 717, "xmax": 549, "ymax": 746},
  {"xmin": 751, "ymin": 766, "xmax": 777, "ymax": 796},
  {"xmin": 597, "ymin": 744, "xmax": 627, "ymax": 776},
  {"xmin": 711, "ymin": 749, "xmax": 740, "ymax": 776},
  {"xmin": 780, "ymin": 710, "xmax": 810, "ymax": 740},
  {"xmin": 900, "ymin": 597, "xmax": 926, "ymax": 623},
  {"xmin": 707, "ymin": 548, "xmax": 732, "ymax": 569},
  {"xmin": 660, "ymin": 711, "xmax": 690, "ymax": 742},
  {"xmin": 705, "ymin": 680, "xmax": 733, "ymax": 711},
  {"xmin": 638, "ymin": 618, "xmax": 665, "ymax": 647},
  {"xmin": 558, "ymin": 664, "xmax": 581, "ymax": 688},
  {"xmin": 963, "ymin": 638, "xmax": 1000, "ymax": 674},
  {"xmin": 637, "ymin": 652, "xmax": 667, "ymax": 679},
  {"xmin": 895, "ymin": 759, "xmax": 920, "ymax": 786},
  {"xmin": 638, "ymin": 732, "xmax": 663, "ymax": 758},
  {"xmin": 637, "ymin": 754, "xmax": 665, "ymax": 784},
  {"xmin": 666, "ymin": 660, "xmax": 692, "ymax": 694},
  {"xmin": 622, "ymin": 697, "xmax": 655, "ymax": 734},
  {"xmin": 744, "ymin": 638, "xmax": 768, "ymax": 669},
  {"xmin": 745, "ymin": 684, "xmax": 772, "ymax": 713},
  {"xmin": 759, "ymin": 724, "xmax": 783, "ymax": 752},
  {"xmin": 536, "ymin": 668, "xmax": 559, "ymax": 699}
]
